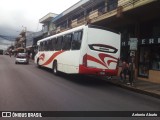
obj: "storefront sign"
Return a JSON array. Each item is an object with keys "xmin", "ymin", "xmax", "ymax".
[
  {"xmin": 122, "ymin": 38, "xmax": 160, "ymax": 47},
  {"xmin": 139, "ymin": 38, "xmax": 160, "ymax": 45},
  {"xmin": 130, "ymin": 38, "xmax": 138, "ymax": 50}
]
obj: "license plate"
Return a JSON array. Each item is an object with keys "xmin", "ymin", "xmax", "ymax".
[{"xmin": 99, "ymin": 72, "xmax": 105, "ymax": 75}]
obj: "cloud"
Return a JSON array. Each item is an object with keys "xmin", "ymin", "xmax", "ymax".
[
  {"xmin": 0, "ymin": 0, "xmax": 80, "ymax": 49},
  {"xmin": 0, "ymin": 38, "xmax": 14, "ymax": 50},
  {"xmin": 0, "ymin": 0, "xmax": 79, "ymax": 32}
]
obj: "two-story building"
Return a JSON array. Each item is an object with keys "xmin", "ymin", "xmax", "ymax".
[
  {"xmin": 49, "ymin": 0, "xmax": 160, "ymax": 83},
  {"xmin": 39, "ymin": 12, "xmax": 58, "ymax": 37}
]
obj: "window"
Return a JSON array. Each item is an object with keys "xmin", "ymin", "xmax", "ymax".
[
  {"xmin": 55, "ymin": 36, "xmax": 63, "ymax": 51},
  {"xmin": 48, "ymin": 40, "xmax": 52, "ymax": 51},
  {"xmin": 44, "ymin": 41, "xmax": 48, "ymax": 51},
  {"xmin": 39, "ymin": 42, "xmax": 43, "ymax": 51},
  {"xmin": 150, "ymin": 46, "xmax": 160, "ymax": 70},
  {"xmin": 139, "ymin": 45, "xmax": 160, "ymax": 78},
  {"xmin": 107, "ymin": 0, "xmax": 118, "ymax": 12},
  {"xmin": 62, "ymin": 34, "xmax": 72, "ymax": 50},
  {"xmin": 51, "ymin": 38, "xmax": 57, "ymax": 51},
  {"xmin": 139, "ymin": 46, "xmax": 150, "ymax": 77},
  {"xmin": 40, "ymin": 42, "xmax": 45, "ymax": 51},
  {"xmin": 71, "ymin": 30, "xmax": 83, "ymax": 50}
]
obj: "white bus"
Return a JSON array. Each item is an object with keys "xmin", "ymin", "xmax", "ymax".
[{"xmin": 35, "ymin": 25, "xmax": 121, "ymax": 76}]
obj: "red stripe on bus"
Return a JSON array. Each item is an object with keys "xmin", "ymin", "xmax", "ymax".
[
  {"xmin": 99, "ymin": 53, "xmax": 118, "ymax": 65},
  {"xmin": 41, "ymin": 51, "xmax": 65, "ymax": 66},
  {"xmin": 85, "ymin": 53, "xmax": 118, "ymax": 68},
  {"xmin": 39, "ymin": 53, "xmax": 45, "ymax": 61},
  {"xmin": 87, "ymin": 54, "xmax": 108, "ymax": 68},
  {"xmin": 107, "ymin": 60, "xmax": 117, "ymax": 66}
]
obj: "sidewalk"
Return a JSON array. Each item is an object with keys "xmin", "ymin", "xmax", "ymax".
[{"xmin": 104, "ymin": 76, "xmax": 160, "ymax": 99}]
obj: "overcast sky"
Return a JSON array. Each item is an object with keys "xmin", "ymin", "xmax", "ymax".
[
  {"xmin": 0, "ymin": 0, "xmax": 80, "ymax": 49},
  {"xmin": 0, "ymin": 0, "xmax": 80, "ymax": 34}
]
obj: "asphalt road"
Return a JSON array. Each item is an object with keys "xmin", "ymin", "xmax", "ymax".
[{"xmin": 0, "ymin": 55, "xmax": 160, "ymax": 119}]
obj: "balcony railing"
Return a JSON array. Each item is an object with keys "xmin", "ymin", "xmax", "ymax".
[
  {"xmin": 89, "ymin": 9, "xmax": 100, "ymax": 19},
  {"xmin": 118, "ymin": 0, "xmax": 155, "ymax": 11},
  {"xmin": 55, "ymin": 0, "xmax": 155, "ymax": 33},
  {"xmin": 71, "ymin": 19, "xmax": 78, "ymax": 27}
]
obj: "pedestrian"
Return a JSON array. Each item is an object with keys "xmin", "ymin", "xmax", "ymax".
[
  {"xmin": 128, "ymin": 60, "xmax": 135, "ymax": 86},
  {"xmin": 120, "ymin": 60, "xmax": 129, "ymax": 83}
]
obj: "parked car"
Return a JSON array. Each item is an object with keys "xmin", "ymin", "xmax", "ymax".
[
  {"xmin": 15, "ymin": 53, "xmax": 29, "ymax": 64},
  {"xmin": 4, "ymin": 52, "xmax": 9, "ymax": 55}
]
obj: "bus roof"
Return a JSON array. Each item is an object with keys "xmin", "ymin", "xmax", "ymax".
[
  {"xmin": 37, "ymin": 24, "xmax": 120, "ymax": 44},
  {"xmin": 37, "ymin": 25, "xmax": 86, "ymax": 44}
]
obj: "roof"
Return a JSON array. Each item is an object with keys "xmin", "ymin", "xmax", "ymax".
[
  {"xmin": 52, "ymin": 0, "xmax": 90, "ymax": 22},
  {"xmin": 39, "ymin": 13, "xmax": 58, "ymax": 23}
]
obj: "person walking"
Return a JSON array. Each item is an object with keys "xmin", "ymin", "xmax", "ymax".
[{"xmin": 128, "ymin": 58, "xmax": 135, "ymax": 86}]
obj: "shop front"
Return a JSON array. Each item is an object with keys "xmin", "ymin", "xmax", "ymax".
[{"xmin": 138, "ymin": 38, "xmax": 160, "ymax": 83}]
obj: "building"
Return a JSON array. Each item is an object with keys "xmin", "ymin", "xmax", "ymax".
[
  {"xmin": 14, "ymin": 13, "xmax": 57, "ymax": 58},
  {"xmin": 14, "ymin": 30, "xmax": 26, "ymax": 53},
  {"xmin": 50, "ymin": 0, "xmax": 160, "ymax": 83},
  {"xmin": 23, "ymin": 30, "xmax": 47, "ymax": 59},
  {"xmin": 24, "ymin": 13, "xmax": 58, "ymax": 59},
  {"xmin": 39, "ymin": 13, "xmax": 58, "ymax": 37}
]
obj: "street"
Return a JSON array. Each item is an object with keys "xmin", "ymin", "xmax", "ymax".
[{"xmin": 0, "ymin": 55, "xmax": 160, "ymax": 112}]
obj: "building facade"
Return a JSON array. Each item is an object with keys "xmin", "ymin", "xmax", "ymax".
[
  {"xmin": 49, "ymin": 0, "xmax": 160, "ymax": 83},
  {"xmin": 39, "ymin": 13, "xmax": 58, "ymax": 37},
  {"xmin": 14, "ymin": 30, "xmax": 26, "ymax": 53}
]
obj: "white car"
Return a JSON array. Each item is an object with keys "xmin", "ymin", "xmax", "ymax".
[{"xmin": 15, "ymin": 53, "xmax": 29, "ymax": 64}]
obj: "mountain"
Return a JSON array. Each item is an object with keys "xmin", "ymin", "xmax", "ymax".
[
  {"xmin": 0, "ymin": 26, "xmax": 19, "ymax": 37},
  {"xmin": 0, "ymin": 26, "xmax": 17, "ymax": 50}
]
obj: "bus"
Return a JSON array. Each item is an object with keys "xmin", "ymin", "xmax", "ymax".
[{"xmin": 35, "ymin": 25, "xmax": 121, "ymax": 76}]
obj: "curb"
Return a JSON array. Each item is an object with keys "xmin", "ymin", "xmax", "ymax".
[{"xmin": 105, "ymin": 79, "xmax": 160, "ymax": 99}]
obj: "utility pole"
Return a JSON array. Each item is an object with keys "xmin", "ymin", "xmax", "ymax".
[
  {"xmin": 22, "ymin": 26, "xmax": 27, "ymax": 52},
  {"xmin": 129, "ymin": 38, "xmax": 138, "ymax": 85}
]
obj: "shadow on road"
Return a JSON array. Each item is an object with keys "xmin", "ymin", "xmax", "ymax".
[{"xmin": 38, "ymin": 67, "xmax": 111, "ymax": 87}]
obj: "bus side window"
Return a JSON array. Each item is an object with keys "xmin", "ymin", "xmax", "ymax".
[
  {"xmin": 45, "ymin": 41, "xmax": 48, "ymax": 51},
  {"xmin": 37, "ymin": 45, "xmax": 39, "ymax": 52},
  {"xmin": 71, "ymin": 30, "xmax": 83, "ymax": 50},
  {"xmin": 62, "ymin": 34, "xmax": 72, "ymax": 50},
  {"xmin": 42, "ymin": 41, "xmax": 45, "ymax": 51},
  {"xmin": 47, "ymin": 41, "xmax": 50, "ymax": 51},
  {"xmin": 40, "ymin": 42, "xmax": 42, "ymax": 51},
  {"xmin": 41, "ymin": 42, "xmax": 44, "ymax": 51},
  {"xmin": 48, "ymin": 40, "xmax": 52, "ymax": 51},
  {"xmin": 44, "ymin": 41, "xmax": 48, "ymax": 51},
  {"xmin": 55, "ymin": 36, "xmax": 63, "ymax": 51},
  {"xmin": 52, "ymin": 38, "xmax": 56, "ymax": 51}
]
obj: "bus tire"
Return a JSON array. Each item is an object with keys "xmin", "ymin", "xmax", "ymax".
[
  {"xmin": 37, "ymin": 59, "xmax": 41, "ymax": 68},
  {"xmin": 53, "ymin": 61, "xmax": 58, "ymax": 75}
]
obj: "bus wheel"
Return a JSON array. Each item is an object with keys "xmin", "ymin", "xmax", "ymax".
[
  {"xmin": 53, "ymin": 61, "xmax": 58, "ymax": 75},
  {"xmin": 37, "ymin": 59, "xmax": 41, "ymax": 68}
]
